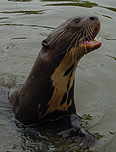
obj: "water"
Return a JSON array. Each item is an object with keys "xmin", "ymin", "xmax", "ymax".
[{"xmin": 0, "ymin": 0, "xmax": 116, "ymax": 151}]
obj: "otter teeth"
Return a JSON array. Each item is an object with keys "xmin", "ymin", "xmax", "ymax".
[
  {"xmin": 94, "ymin": 36, "xmax": 101, "ymax": 42},
  {"xmin": 81, "ymin": 36, "xmax": 101, "ymax": 44}
]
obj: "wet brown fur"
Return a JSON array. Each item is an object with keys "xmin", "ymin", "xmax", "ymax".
[{"xmin": 9, "ymin": 16, "xmax": 101, "ymax": 125}]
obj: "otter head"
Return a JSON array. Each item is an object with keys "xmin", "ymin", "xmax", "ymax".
[{"xmin": 41, "ymin": 16, "xmax": 102, "ymax": 59}]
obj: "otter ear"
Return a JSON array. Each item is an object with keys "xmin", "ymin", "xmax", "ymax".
[
  {"xmin": 41, "ymin": 38, "xmax": 51, "ymax": 47},
  {"xmin": 42, "ymin": 39, "xmax": 48, "ymax": 47}
]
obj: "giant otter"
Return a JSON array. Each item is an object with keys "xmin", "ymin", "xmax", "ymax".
[{"xmin": 8, "ymin": 16, "xmax": 102, "ymax": 149}]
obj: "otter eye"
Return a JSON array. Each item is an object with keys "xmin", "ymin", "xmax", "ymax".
[{"xmin": 75, "ymin": 19, "xmax": 80, "ymax": 23}]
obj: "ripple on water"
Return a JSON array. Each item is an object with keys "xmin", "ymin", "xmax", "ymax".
[{"xmin": 0, "ymin": 0, "xmax": 116, "ymax": 151}]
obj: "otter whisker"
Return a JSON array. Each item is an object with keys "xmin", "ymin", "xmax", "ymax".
[
  {"xmin": 55, "ymin": 30, "xmax": 81, "ymax": 58},
  {"xmin": 83, "ymin": 43, "xmax": 87, "ymax": 54},
  {"xmin": 82, "ymin": 29, "xmax": 86, "ymax": 42},
  {"xmin": 66, "ymin": 30, "xmax": 82, "ymax": 62},
  {"xmin": 51, "ymin": 29, "xmax": 67, "ymax": 45},
  {"xmin": 67, "ymin": 28, "xmax": 82, "ymax": 53},
  {"xmin": 89, "ymin": 27, "xmax": 95, "ymax": 38},
  {"xmin": 70, "ymin": 31, "xmax": 79, "ymax": 40}
]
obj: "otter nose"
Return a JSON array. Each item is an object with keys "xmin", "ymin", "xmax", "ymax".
[{"xmin": 89, "ymin": 16, "xmax": 98, "ymax": 21}]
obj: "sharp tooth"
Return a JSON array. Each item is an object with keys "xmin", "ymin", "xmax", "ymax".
[
  {"xmin": 99, "ymin": 37, "xmax": 101, "ymax": 41},
  {"xmin": 95, "ymin": 37, "xmax": 101, "ymax": 41},
  {"xmin": 94, "ymin": 36, "xmax": 101, "ymax": 42},
  {"xmin": 94, "ymin": 37, "xmax": 98, "ymax": 41}
]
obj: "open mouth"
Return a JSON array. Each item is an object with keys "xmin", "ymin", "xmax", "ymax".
[{"xmin": 80, "ymin": 27, "xmax": 102, "ymax": 52}]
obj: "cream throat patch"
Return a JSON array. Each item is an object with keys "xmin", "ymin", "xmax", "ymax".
[{"xmin": 42, "ymin": 47, "xmax": 83, "ymax": 117}]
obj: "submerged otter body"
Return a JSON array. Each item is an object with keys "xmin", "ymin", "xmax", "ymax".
[{"xmin": 9, "ymin": 16, "xmax": 101, "ymax": 149}]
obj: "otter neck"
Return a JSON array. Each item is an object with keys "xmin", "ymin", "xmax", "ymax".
[
  {"xmin": 19, "ymin": 47, "xmax": 83, "ymax": 122},
  {"xmin": 39, "ymin": 47, "xmax": 84, "ymax": 119}
]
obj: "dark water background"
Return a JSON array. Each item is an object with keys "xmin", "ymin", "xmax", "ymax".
[{"xmin": 0, "ymin": 0, "xmax": 116, "ymax": 151}]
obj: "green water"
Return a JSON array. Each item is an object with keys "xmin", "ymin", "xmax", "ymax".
[{"xmin": 0, "ymin": 0, "xmax": 116, "ymax": 151}]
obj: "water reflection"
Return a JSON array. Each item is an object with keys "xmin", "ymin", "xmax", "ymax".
[
  {"xmin": 101, "ymin": 14, "xmax": 113, "ymax": 19},
  {"xmin": 8, "ymin": 0, "xmax": 32, "ymax": 2},
  {"xmin": 7, "ymin": 0, "xmax": 116, "ymax": 13},
  {"xmin": 14, "ymin": 116, "xmax": 82, "ymax": 151},
  {"xmin": 42, "ymin": 0, "xmax": 78, "ymax": 1},
  {"xmin": 43, "ymin": 0, "xmax": 116, "ymax": 13},
  {"xmin": 45, "ymin": 1, "xmax": 98, "ymax": 8},
  {"xmin": 0, "ymin": 23, "xmax": 54, "ymax": 31},
  {"xmin": 94, "ymin": 133, "xmax": 106, "ymax": 140},
  {"xmin": 106, "ymin": 55, "xmax": 116, "ymax": 61},
  {"xmin": 103, "ymin": 6, "xmax": 116, "ymax": 13},
  {"xmin": 1, "ymin": 10, "xmax": 46, "ymax": 15}
]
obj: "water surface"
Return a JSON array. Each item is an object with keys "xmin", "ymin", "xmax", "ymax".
[{"xmin": 0, "ymin": 0, "xmax": 116, "ymax": 151}]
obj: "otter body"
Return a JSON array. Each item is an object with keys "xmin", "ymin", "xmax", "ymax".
[{"xmin": 9, "ymin": 16, "xmax": 102, "ymax": 149}]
